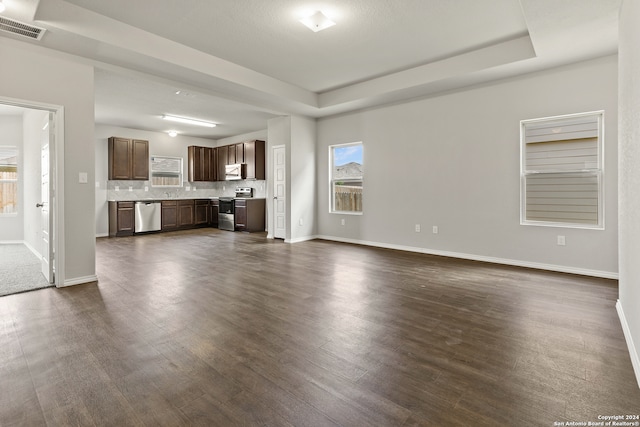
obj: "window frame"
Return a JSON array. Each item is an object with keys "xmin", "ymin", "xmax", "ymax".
[
  {"xmin": 520, "ymin": 111, "xmax": 604, "ymax": 230},
  {"xmin": 0, "ymin": 146, "xmax": 18, "ymax": 216},
  {"xmin": 329, "ymin": 141, "xmax": 363, "ymax": 215}
]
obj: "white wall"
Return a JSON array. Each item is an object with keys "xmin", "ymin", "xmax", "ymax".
[
  {"xmin": 266, "ymin": 116, "xmax": 316, "ymax": 242},
  {"xmin": 317, "ymin": 55, "xmax": 618, "ymax": 278},
  {"xmin": 23, "ymin": 110, "xmax": 48, "ymax": 252},
  {"xmin": 0, "ymin": 115, "xmax": 23, "ymax": 241},
  {"xmin": 95, "ymin": 124, "xmax": 218, "ymax": 236},
  {"xmin": 0, "ymin": 37, "xmax": 96, "ymax": 285},
  {"xmin": 617, "ymin": 0, "xmax": 640, "ymax": 387},
  {"xmin": 217, "ymin": 129, "xmax": 267, "ymax": 146},
  {"xmin": 290, "ymin": 116, "xmax": 316, "ymax": 241}
]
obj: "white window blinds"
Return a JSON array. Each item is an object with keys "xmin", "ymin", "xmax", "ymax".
[{"xmin": 521, "ymin": 112, "xmax": 603, "ymax": 228}]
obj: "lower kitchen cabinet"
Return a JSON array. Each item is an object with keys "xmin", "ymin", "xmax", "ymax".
[
  {"xmin": 234, "ymin": 198, "xmax": 265, "ymax": 232},
  {"xmin": 161, "ymin": 200, "xmax": 178, "ymax": 230},
  {"xmin": 108, "ymin": 201, "xmax": 135, "ymax": 237},
  {"xmin": 178, "ymin": 200, "xmax": 194, "ymax": 228},
  {"xmin": 194, "ymin": 199, "xmax": 210, "ymax": 226}
]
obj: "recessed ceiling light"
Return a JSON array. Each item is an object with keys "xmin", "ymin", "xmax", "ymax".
[
  {"xmin": 168, "ymin": 130, "xmax": 178, "ymax": 137},
  {"xmin": 162, "ymin": 114, "xmax": 216, "ymax": 128},
  {"xmin": 300, "ymin": 11, "xmax": 335, "ymax": 32}
]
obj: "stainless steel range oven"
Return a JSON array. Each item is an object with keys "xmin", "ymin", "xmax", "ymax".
[
  {"xmin": 218, "ymin": 197, "xmax": 235, "ymax": 231},
  {"xmin": 218, "ymin": 187, "xmax": 253, "ymax": 231}
]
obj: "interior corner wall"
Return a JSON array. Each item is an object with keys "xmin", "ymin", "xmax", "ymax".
[
  {"xmin": 0, "ymin": 115, "xmax": 23, "ymax": 241},
  {"xmin": 290, "ymin": 116, "xmax": 316, "ymax": 242},
  {"xmin": 317, "ymin": 55, "xmax": 618, "ymax": 277},
  {"xmin": 618, "ymin": 0, "xmax": 640, "ymax": 387},
  {"xmin": 0, "ymin": 37, "xmax": 96, "ymax": 284}
]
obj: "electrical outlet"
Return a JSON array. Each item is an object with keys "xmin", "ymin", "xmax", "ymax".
[
  {"xmin": 415, "ymin": 224, "xmax": 421, "ymax": 232},
  {"xmin": 432, "ymin": 226, "xmax": 439, "ymax": 234},
  {"xmin": 128, "ymin": 186, "xmax": 133, "ymax": 192},
  {"xmin": 299, "ymin": 218, "xmax": 304, "ymax": 226},
  {"xmin": 557, "ymin": 235, "xmax": 566, "ymax": 246},
  {"xmin": 115, "ymin": 186, "xmax": 119, "ymax": 191},
  {"xmin": 341, "ymin": 219, "xmax": 345, "ymax": 226},
  {"xmin": 144, "ymin": 186, "xmax": 148, "ymax": 192}
]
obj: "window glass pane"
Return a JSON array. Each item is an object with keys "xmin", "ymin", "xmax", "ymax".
[
  {"xmin": 330, "ymin": 143, "xmax": 363, "ymax": 213},
  {"xmin": 520, "ymin": 112, "xmax": 603, "ymax": 228},
  {"xmin": 0, "ymin": 148, "xmax": 18, "ymax": 214}
]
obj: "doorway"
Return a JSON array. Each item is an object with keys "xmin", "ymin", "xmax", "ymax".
[
  {"xmin": 0, "ymin": 97, "xmax": 63, "ymax": 295},
  {"xmin": 272, "ymin": 145, "xmax": 286, "ymax": 240}
]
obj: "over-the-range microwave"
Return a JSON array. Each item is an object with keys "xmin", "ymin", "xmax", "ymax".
[{"xmin": 225, "ymin": 163, "xmax": 246, "ymax": 180}]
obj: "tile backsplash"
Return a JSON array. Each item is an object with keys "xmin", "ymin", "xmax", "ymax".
[{"xmin": 107, "ymin": 179, "xmax": 267, "ymax": 201}]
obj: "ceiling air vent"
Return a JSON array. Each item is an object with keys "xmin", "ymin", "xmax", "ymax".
[{"xmin": 0, "ymin": 16, "xmax": 46, "ymax": 41}]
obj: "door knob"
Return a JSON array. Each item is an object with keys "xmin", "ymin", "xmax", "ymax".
[{"xmin": 36, "ymin": 203, "xmax": 44, "ymax": 208}]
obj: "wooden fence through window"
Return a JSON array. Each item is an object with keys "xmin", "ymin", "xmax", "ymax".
[{"xmin": 334, "ymin": 185, "xmax": 362, "ymax": 212}]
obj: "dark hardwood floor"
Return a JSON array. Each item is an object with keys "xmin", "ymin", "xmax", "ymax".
[{"xmin": 1, "ymin": 228, "xmax": 638, "ymax": 426}]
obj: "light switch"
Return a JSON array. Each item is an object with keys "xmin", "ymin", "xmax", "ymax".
[{"xmin": 78, "ymin": 172, "xmax": 88, "ymax": 184}]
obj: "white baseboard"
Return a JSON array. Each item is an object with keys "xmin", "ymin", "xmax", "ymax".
[
  {"xmin": 285, "ymin": 235, "xmax": 318, "ymax": 244},
  {"xmin": 23, "ymin": 241, "xmax": 41, "ymax": 258},
  {"xmin": 95, "ymin": 233, "xmax": 109, "ymax": 238},
  {"xmin": 0, "ymin": 240, "xmax": 24, "ymax": 244},
  {"xmin": 616, "ymin": 300, "xmax": 640, "ymax": 389},
  {"xmin": 60, "ymin": 274, "xmax": 98, "ymax": 287},
  {"xmin": 0, "ymin": 240, "xmax": 42, "ymax": 258},
  {"xmin": 315, "ymin": 235, "xmax": 618, "ymax": 280}
]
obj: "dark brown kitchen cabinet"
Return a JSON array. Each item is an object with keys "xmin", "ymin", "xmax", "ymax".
[
  {"xmin": 161, "ymin": 200, "xmax": 178, "ymax": 230},
  {"xmin": 234, "ymin": 198, "xmax": 265, "ymax": 232},
  {"xmin": 178, "ymin": 200, "xmax": 194, "ymax": 228},
  {"xmin": 108, "ymin": 137, "xmax": 149, "ymax": 180},
  {"xmin": 188, "ymin": 146, "xmax": 216, "ymax": 182},
  {"xmin": 243, "ymin": 140, "xmax": 265, "ymax": 180},
  {"xmin": 108, "ymin": 201, "xmax": 135, "ymax": 237},
  {"xmin": 216, "ymin": 145, "xmax": 228, "ymax": 181},
  {"xmin": 211, "ymin": 199, "xmax": 219, "ymax": 228},
  {"xmin": 234, "ymin": 143, "xmax": 245, "ymax": 164},
  {"xmin": 194, "ymin": 199, "xmax": 210, "ymax": 226}
]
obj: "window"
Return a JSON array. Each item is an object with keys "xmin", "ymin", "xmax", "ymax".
[
  {"xmin": 330, "ymin": 142, "xmax": 363, "ymax": 214},
  {"xmin": 150, "ymin": 156, "xmax": 182, "ymax": 187},
  {"xmin": 520, "ymin": 111, "xmax": 603, "ymax": 229},
  {"xmin": 0, "ymin": 147, "xmax": 18, "ymax": 214}
]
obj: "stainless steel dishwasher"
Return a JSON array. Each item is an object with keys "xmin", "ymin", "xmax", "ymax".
[{"xmin": 135, "ymin": 201, "xmax": 161, "ymax": 233}]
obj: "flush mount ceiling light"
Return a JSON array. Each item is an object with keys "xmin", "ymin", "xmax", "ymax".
[
  {"xmin": 299, "ymin": 11, "xmax": 335, "ymax": 32},
  {"xmin": 167, "ymin": 130, "xmax": 178, "ymax": 137},
  {"xmin": 162, "ymin": 114, "xmax": 216, "ymax": 128}
]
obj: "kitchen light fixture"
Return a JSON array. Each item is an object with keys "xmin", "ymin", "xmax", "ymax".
[
  {"xmin": 167, "ymin": 130, "xmax": 178, "ymax": 137},
  {"xmin": 162, "ymin": 114, "xmax": 216, "ymax": 128},
  {"xmin": 299, "ymin": 11, "xmax": 335, "ymax": 32},
  {"xmin": 0, "ymin": 1, "xmax": 6, "ymax": 13}
]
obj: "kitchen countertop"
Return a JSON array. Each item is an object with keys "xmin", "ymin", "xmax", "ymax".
[{"xmin": 107, "ymin": 197, "xmax": 267, "ymax": 202}]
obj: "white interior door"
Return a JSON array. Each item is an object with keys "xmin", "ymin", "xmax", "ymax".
[
  {"xmin": 273, "ymin": 145, "xmax": 286, "ymax": 239},
  {"xmin": 40, "ymin": 114, "xmax": 53, "ymax": 283}
]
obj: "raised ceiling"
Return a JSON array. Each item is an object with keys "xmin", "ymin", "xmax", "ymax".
[{"xmin": 0, "ymin": 0, "xmax": 621, "ymax": 138}]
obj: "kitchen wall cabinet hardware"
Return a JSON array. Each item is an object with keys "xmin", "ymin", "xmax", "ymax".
[
  {"xmin": 234, "ymin": 198, "xmax": 265, "ymax": 232},
  {"xmin": 243, "ymin": 140, "xmax": 265, "ymax": 180},
  {"xmin": 108, "ymin": 137, "xmax": 149, "ymax": 180},
  {"xmin": 108, "ymin": 201, "xmax": 135, "ymax": 236},
  {"xmin": 188, "ymin": 146, "xmax": 216, "ymax": 182},
  {"xmin": 188, "ymin": 140, "xmax": 264, "ymax": 182}
]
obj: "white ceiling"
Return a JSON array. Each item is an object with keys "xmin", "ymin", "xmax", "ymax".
[{"xmin": 0, "ymin": 0, "xmax": 621, "ymax": 139}]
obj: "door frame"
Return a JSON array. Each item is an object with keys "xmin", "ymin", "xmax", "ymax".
[{"xmin": 0, "ymin": 96, "xmax": 65, "ymax": 287}]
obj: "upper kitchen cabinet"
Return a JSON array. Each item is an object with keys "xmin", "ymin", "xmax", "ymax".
[
  {"xmin": 188, "ymin": 146, "xmax": 216, "ymax": 182},
  {"xmin": 243, "ymin": 140, "xmax": 265, "ymax": 180},
  {"xmin": 108, "ymin": 137, "xmax": 149, "ymax": 180}
]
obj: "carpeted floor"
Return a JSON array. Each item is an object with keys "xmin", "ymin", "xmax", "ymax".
[{"xmin": 0, "ymin": 244, "xmax": 52, "ymax": 297}]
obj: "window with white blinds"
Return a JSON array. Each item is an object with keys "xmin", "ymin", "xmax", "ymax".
[{"xmin": 520, "ymin": 111, "xmax": 603, "ymax": 228}]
